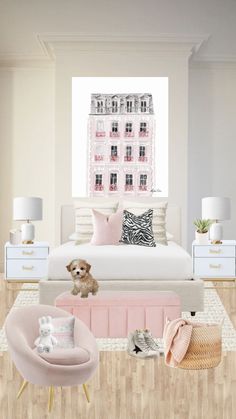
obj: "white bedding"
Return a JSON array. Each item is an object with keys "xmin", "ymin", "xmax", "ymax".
[{"xmin": 47, "ymin": 241, "xmax": 192, "ymax": 281}]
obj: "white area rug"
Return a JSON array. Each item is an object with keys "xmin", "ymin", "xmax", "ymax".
[{"xmin": 0, "ymin": 284, "xmax": 236, "ymax": 352}]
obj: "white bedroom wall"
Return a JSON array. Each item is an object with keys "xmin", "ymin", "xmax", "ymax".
[
  {"xmin": 53, "ymin": 43, "xmax": 192, "ymax": 249},
  {"xmin": 4, "ymin": 42, "xmax": 231, "ymax": 269},
  {"xmin": 188, "ymin": 63, "xmax": 236, "ymax": 250},
  {"xmin": 0, "ymin": 42, "xmax": 192, "ymax": 272},
  {"xmin": 0, "ymin": 67, "xmax": 54, "ymax": 269},
  {"xmin": 0, "ymin": 70, "xmax": 13, "ymax": 270}
]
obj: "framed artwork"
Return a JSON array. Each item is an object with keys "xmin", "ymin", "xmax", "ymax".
[{"xmin": 72, "ymin": 77, "xmax": 168, "ymax": 197}]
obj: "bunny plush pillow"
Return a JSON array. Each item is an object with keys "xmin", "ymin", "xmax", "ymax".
[{"xmin": 34, "ymin": 316, "xmax": 57, "ymax": 353}]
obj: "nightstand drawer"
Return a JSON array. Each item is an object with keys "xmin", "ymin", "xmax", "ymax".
[
  {"xmin": 194, "ymin": 245, "xmax": 235, "ymax": 258},
  {"xmin": 194, "ymin": 258, "xmax": 235, "ymax": 277},
  {"xmin": 7, "ymin": 247, "xmax": 48, "ymax": 259},
  {"xmin": 6, "ymin": 259, "xmax": 48, "ymax": 279}
]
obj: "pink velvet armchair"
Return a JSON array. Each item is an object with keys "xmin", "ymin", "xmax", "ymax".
[{"xmin": 5, "ymin": 304, "xmax": 99, "ymax": 411}]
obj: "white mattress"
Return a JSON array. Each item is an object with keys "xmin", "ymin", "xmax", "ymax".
[{"xmin": 47, "ymin": 241, "xmax": 192, "ymax": 281}]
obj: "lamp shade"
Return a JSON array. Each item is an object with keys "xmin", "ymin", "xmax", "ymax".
[
  {"xmin": 13, "ymin": 197, "xmax": 43, "ymax": 221},
  {"xmin": 202, "ymin": 197, "xmax": 230, "ymax": 221}
]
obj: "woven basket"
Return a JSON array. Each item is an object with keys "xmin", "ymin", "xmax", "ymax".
[{"xmin": 178, "ymin": 323, "xmax": 222, "ymax": 370}]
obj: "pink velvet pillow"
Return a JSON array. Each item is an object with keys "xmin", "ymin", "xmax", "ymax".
[{"xmin": 91, "ymin": 209, "xmax": 123, "ymax": 245}]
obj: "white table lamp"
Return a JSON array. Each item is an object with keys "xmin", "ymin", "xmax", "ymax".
[
  {"xmin": 13, "ymin": 197, "xmax": 43, "ymax": 244},
  {"xmin": 202, "ymin": 197, "xmax": 230, "ymax": 244}
]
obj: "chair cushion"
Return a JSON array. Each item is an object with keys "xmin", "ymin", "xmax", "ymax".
[{"xmin": 35, "ymin": 347, "xmax": 90, "ymax": 366}]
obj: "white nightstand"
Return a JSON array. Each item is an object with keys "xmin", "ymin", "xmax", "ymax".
[
  {"xmin": 4, "ymin": 241, "xmax": 49, "ymax": 282},
  {"xmin": 192, "ymin": 240, "xmax": 236, "ymax": 280}
]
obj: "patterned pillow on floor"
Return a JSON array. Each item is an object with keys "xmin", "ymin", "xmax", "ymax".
[{"xmin": 120, "ymin": 209, "xmax": 156, "ymax": 247}]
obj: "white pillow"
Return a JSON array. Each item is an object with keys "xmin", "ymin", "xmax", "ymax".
[
  {"xmin": 166, "ymin": 232, "xmax": 174, "ymax": 241},
  {"xmin": 69, "ymin": 232, "xmax": 78, "ymax": 241}
]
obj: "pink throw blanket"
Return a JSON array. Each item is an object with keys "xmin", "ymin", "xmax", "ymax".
[{"xmin": 163, "ymin": 318, "xmax": 193, "ymax": 367}]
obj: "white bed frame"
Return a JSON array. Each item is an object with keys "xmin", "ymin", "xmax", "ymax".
[{"xmin": 39, "ymin": 200, "xmax": 204, "ymax": 313}]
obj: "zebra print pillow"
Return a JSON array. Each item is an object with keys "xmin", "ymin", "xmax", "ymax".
[{"xmin": 120, "ymin": 209, "xmax": 156, "ymax": 247}]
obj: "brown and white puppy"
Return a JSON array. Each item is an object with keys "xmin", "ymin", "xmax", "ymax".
[{"xmin": 66, "ymin": 259, "xmax": 99, "ymax": 298}]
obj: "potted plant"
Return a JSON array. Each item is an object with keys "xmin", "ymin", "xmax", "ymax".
[{"xmin": 193, "ymin": 219, "xmax": 212, "ymax": 244}]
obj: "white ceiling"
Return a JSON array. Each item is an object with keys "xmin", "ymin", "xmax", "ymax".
[{"xmin": 1, "ymin": 0, "xmax": 236, "ymax": 60}]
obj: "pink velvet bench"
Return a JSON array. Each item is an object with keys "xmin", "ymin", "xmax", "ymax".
[{"xmin": 55, "ymin": 290, "xmax": 181, "ymax": 338}]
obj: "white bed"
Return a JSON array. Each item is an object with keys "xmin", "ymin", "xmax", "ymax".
[
  {"xmin": 48, "ymin": 241, "xmax": 192, "ymax": 281},
  {"xmin": 39, "ymin": 200, "xmax": 204, "ymax": 313}
]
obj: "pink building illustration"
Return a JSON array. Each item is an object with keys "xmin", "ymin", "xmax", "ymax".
[{"xmin": 87, "ymin": 93, "xmax": 155, "ymax": 197}]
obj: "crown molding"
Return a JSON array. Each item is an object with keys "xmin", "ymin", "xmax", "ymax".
[
  {"xmin": 35, "ymin": 33, "xmax": 55, "ymax": 60},
  {"xmin": 0, "ymin": 32, "xmax": 209, "ymax": 67},
  {"xmin": 0, "ymin": 53, "xmax": 54, "ymax": 69},
  {"xmin": 38, "ymin": 32, "xmax": 209, "ymax": 57},
  {"xmin": 190, "ymin": 55, "xmax": 236, "ymax": 70},
  {"xmin": 0, "ymin": 33, "xmax": 54, "ymax": 68},
  {"xmin": 195, "ymin": 54, "xmax": 236, "ymax": 62},
  {"xmin": 38, "ymin": 32, "xmax": 208, "ymax": 46}
]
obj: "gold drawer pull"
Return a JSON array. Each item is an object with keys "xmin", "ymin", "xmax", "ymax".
[
  {"xmin": 209, "ymin": 249, "xmax": 221, "ymax": 254},
  {"xmin": 22, "ymin": 266, "xmax": 34, "ymax": 271},
  {"xmin": 22, "ymin": 250, "xmax": 34, "ymax": 256},
  {"xmin": 209, "ymin": 264, "xmax": 221, "ymax": 269}
]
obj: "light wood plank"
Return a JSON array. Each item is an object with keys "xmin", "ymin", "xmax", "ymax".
[{"xmin": 0, "ymin": 275, "xmax": 235, "ymax": 419}]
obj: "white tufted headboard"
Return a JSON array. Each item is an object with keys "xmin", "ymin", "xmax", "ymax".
[{"xmin": 61, "ymin": 199, "xmax": 181, "ymax": 245}]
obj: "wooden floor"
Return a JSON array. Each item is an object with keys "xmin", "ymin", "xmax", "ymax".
[{"xmin": 0, "ymin": 278, "xmax": 235, "ymax": 419}]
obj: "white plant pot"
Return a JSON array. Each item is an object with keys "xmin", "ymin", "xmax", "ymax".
[
  {"xmin": 9, "ymin": 229, "xmax": 22, "ymax": 245},
  {"xmin": 195, "ymin": 231, "xmax": 209, "ymax": 245}
]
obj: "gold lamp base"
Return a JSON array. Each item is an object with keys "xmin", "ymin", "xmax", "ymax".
[{"xmin": 211, "ymin": 240, "xmax": 222, "ymax": 245}]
